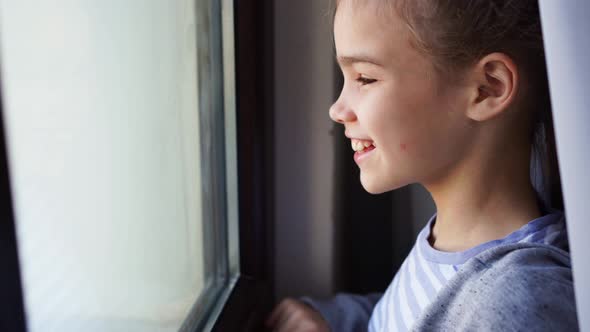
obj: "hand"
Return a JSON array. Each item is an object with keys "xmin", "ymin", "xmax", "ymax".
[{"xmin": 265, "ymin": 298, "xmax": 330, "ymax": 332}]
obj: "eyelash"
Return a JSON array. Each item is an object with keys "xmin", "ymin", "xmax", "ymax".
[{"xmin": 356, "ymin": 76, "xmax": 377, "ymax": 86}]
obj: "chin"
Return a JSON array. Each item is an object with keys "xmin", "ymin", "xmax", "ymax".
[
  {"xmin": 360, "ymin": 174, "xmax": 392, "ymax": 195},
  {"xmin": 360, "ymin": 172, "xmax": 408, "ymax": 195}
]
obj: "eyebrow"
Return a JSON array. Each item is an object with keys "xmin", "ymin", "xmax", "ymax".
[{"xmin": 336, "ymin": 54, "xmax": 384, "ymax": 67}]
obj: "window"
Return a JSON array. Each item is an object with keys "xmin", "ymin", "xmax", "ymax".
[{"xmin": 0, "ymin": 0, "xmax": 273, "ymax": 331}]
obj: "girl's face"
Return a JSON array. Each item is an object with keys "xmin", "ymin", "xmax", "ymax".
[{"xmin": 330, "ymin": 1, "xmax": 475, "ymax": 194}]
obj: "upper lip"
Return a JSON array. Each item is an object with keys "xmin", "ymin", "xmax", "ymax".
[{"xmin": 345, "ymin": 132, "xmax": 373, "ymax": 142}]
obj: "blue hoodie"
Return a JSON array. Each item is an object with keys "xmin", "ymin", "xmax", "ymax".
[{"xmin": 304, "ymin": 231, "xmax": 578, "ymax": 331}]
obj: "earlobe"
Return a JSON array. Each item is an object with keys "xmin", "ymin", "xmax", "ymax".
[{"xmin": 467, "ymin": 53, "xmax": 518, "ymax": 122}]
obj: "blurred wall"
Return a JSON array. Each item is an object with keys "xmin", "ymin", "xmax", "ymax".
[{"xmin": 274, "ymin": 0, "xmax": 337, "ymax": 299}]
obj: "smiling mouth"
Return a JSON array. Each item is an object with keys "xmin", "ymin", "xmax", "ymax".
[{"xmin": 351, "ymin": 138, "xmax": 376, "ymax": 152}]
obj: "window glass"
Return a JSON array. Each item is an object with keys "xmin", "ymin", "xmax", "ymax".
[{"xmin": 0, "ymin": 0, "xmax": 234, "ymax": 330}]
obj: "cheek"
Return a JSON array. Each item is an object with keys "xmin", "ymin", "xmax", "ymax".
[
  {"xmin": 370, "ymin": 102, "xmax": 451, "ymax": 171},
  {"xmin": 370, "ymin": 103, "xmax": 431, "ymax": 152},
  {"xmin": 362, "ymin": 81, "xmax": 457, "ymax": 156}
]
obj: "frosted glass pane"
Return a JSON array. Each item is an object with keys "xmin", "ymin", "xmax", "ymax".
[{"xmin": 0, "ymin": 1, "xmax": 204, "ymax": 331}]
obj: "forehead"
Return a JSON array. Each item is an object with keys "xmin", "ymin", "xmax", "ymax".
[{"xmin": 333, "ymin": 0, "xmax": 411, "ymax": 66}]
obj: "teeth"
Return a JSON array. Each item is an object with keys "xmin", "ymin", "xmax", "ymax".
[{"xmin": 350, "ymin": 139, "xmax": 374, "ymax": 152}]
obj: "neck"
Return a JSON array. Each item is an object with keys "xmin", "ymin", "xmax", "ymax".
[{"xmin": 423, "ymin": 139, "xmax": 541, "ymax": 252}]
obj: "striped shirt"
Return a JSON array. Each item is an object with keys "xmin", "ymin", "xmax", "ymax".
[{"xmin": 368, "ymin": 210, "xmax": 568, "ymax": 332}]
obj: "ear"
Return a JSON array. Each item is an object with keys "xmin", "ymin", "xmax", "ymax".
[{"xmin": 466, "ymin": 53, "xmax": 519, "ymax": 122}]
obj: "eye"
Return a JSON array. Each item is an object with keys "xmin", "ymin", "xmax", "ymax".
[{"xmin": 356, "ymin": 75, "xmax": 377, "ymax": 86}]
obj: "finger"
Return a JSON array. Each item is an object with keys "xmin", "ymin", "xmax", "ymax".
[
  {"xmin": 273, "ymin": 300, "xmax": 301, "ymax": 331},
  {"xmin": 277, "ymin": 312, "xmax": 303, "ymax": 332},
  {"xmin": 265, "ymin": 305, "xmax": 284, "ymax": 328},
  {"xmin": 266, "ymin": 299, "xmax": 293, "ymax": 328}
]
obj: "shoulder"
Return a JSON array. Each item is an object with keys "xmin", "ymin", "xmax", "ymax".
[
  {"xmin": 413, "ymin": 242, "xmax": 579, "ymax": 331},
  {"xmin": 478, "ymin": 242, "xmax": 572, "ymax": 281},
  {"xmin": 469, "ymin": 243, "xmax": 578, "ymax": 330},
  {"xmin": 477, "ymin": 242, "xmax": 573, "ymax": 287}
]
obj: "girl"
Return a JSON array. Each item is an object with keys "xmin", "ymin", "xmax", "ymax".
[{"xmin": 267, "ymin": 0, "xmax": 578, "ymax": 331}]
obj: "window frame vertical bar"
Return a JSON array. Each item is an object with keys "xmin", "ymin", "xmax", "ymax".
[
  {"xmin": 209, "ymin": 0, "xmax": 276, "ymax": 329},
  {"xmin": 181, "ymin": 0, "xmax": 236, "ymax": 330}
]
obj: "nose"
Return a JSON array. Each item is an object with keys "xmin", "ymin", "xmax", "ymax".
[{"xmin": 329, "ymin": 95, "xmax": 357, "ymax": 124}]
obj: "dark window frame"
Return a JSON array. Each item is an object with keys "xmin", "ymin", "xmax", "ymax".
[{"xmin": 211, "ymin": 0, "xmax": 275, "ymax": 330}]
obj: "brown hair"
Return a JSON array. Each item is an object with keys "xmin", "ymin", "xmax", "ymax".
[{"xmin": 335, "ymin": 0, "xmax": 563, "ymax": 210}]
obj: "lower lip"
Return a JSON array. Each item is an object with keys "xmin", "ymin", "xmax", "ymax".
[{"xmin": 354, "ymin": 146, "xmax": 376, "ymax": 164}]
